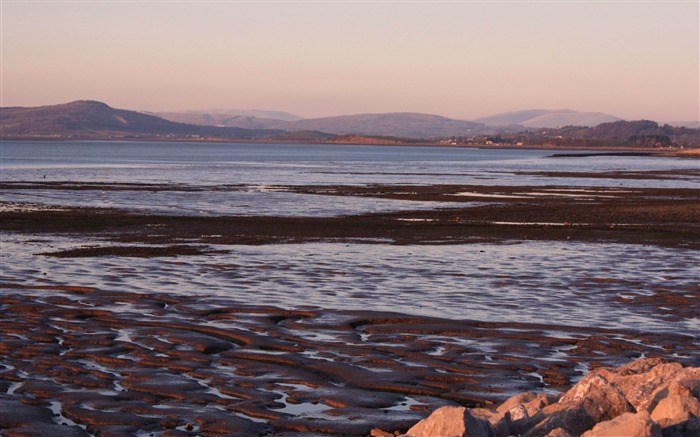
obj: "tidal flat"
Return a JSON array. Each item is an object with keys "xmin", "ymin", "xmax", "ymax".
[
  {"xmin": 1, "ymin": 284, "xmax": 696, "ymax": 436},
  {"xmin": 1, "ymin": 142, "xmax": 698, "ymax": 435},
  {"xmin": 2, "ymin": 182, "xmax": 699, "ymax": 436}
]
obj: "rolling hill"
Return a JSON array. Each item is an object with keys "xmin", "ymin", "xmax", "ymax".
[
  {"xmin": 151, "ymin": 109, "xmax": 302, "ymax": 130},
  {"xmin": 476, "ymin": 109, "xmax": 622, "ymax": 128},
  {"xmin": 3, "ymin": 101, "xmax": 696, "ymax": 147},
  {"xmin": 156, "ymin": 110, "xmax": 490, "ymax": 138},
  {"xmin": 0, "ymin": 101, "xmax": 282, "ymax": 139},
  {"xmin": 149, "ymin": 113, "xmax": 287, "ymax": 130},
  {"xmin": 503, "ymin": 120, "xmax": 700, "ymax": 148},
  {"xmin": 161, "ymin": 109, "xmax": 302, "ymax": 121},
  {"xmin": 272, "ymin": 113, "xmax": 486, "ymax": 138}
]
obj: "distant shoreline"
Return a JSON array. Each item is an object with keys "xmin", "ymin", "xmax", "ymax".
[{"xmin": 2, "ymin": 135, "xmax": 697, "ymax": 157}]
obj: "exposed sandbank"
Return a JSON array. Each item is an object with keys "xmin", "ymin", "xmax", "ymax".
[{"xmin": 2, "ymin": 182, "xmax": 697, "ymax": 252}]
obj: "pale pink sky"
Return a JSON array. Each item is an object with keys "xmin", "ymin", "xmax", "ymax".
[{"xmin": 2, "ymin": 1, "xmax": 698, "ymax": 122}]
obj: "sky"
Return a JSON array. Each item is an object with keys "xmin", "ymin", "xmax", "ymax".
[{"xmin": 2, "ymin": 1, "xmax": 698, "ymax": 122}]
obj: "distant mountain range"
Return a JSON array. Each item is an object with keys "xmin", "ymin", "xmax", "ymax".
[
  {"xmin": 1, "ymin": 100, "xmax": 697, "ymax": 147},
  {"xmin": 154, "ymin": 108, "xmax": 626, "ymax": 133},
  {"xmin": 274, "ymin": 112, "xmax": 488, "ymax": 138},
  {"xmin": 179, "ymin": 108, "xmax": 303, "ymax": 121},
  {"xmin": 152, "ymin": 110, "xmax": 490, "ymax": 137},
  {"xmin": 475, "ymin": 109, "xmax": 622, "ymax": 129},
  {"xmin": 148, "ymin": 109, "xmax": 302, "ymax": 130}
]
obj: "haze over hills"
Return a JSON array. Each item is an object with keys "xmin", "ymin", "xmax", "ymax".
[
  {"xmin": 666, "ymin": 121, "xmax": 700, "ymax": 129},
  {"xmin": 182, "ymin": 109, "xmax": 302, "ymax": 121},
  {"xmin": 272, "ymin": 113, "xmax": 488, "ymax": 138},
  {"xmin": 149, "ymin": 112, "xmax": 288, "ymax": 130},
  {"xmin": 155, "ymin": 108, "xmax": 627, "ymax": 135},
  {"xmin": 1, "ymin": 100, "xmax": 697, "ymax": 147},
  {"xmin": 153, "ymin": 110, "xmax": 495, "ymax": 138},
  {"xmin": 475, "ymin": 109, "xmax": 622, "ymax": 128},
  {"xmin": 149, "ymin": 109, "xmax": 303, "ymax": 130}
]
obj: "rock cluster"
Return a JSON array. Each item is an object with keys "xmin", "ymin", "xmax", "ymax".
[{"xmin": 375, "ymin": 358, "xmax": 699, "ymax": 437}]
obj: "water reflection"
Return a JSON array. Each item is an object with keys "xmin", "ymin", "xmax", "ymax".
[
  {"xmin": 2, "ymin": 142, "xmax": 696, "ymax": 189},
  {"xmin": 2, "ymin": 234, "xmax": 696, "ymax": 336},
  {"xmin": 0, "ymin": 186, "xmax": 474, "ymax": 217}
]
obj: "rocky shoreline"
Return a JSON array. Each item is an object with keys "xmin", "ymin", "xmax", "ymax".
[{"xmin": 373, "ymin": 358, "xmax": 699, "ymax": 437}]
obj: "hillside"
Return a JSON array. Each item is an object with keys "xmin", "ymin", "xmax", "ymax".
[
  {"xmin": 476, "ymin": 109, "xmax": 621, "ymax": 128},
  {"xmin": 161, "ymin": 108, "xmax": 301, "ymax": 121},
  {"xmin": 152, "ymin": 109, "xmax": 302, "ymax": 129},
  {"xmin": 500, "ymin": 120, "xmax": 700, "ymax": 148},
  {"xmin": 151, "ymin": 113, "xmax": 287, "ymax": 130},
  {"xmin": 666, "ymin": 121, "xmax": 700, "ymax": 129},
  {"xmin": 2, "ymin": 103, "xmax": 492, "ymax": 140},
  {"xmin": 156, "ymin": 111, "xmax": 502, "ymax": 138},
  {"xmin": 273, "ymin": 113, "xmax": 487, "ymax": 138},
  {"xmin": 2, "ymin": 101, "xmax": 696, "ymax": 147},
  {"xmin": 0, "ymin": 101, "xmax": 282, "ymax": 140}
]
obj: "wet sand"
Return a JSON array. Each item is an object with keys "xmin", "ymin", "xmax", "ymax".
[
  {"xmin": 2, "ymin": 284, "xmax": 697, "ymax": 436},
  {"xmin": 1, "ymin": 179, "xmax": 698, "ymax": 435},
  {"xmin": 2, "ymin": 182, "xmax": 698, "ymax": 251}
]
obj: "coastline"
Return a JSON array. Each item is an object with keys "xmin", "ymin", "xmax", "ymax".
[{"xmin": 2, "ymin": 136, "xmax": 698, "ymax": 156}]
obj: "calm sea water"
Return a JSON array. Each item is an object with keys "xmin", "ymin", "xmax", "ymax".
[
  {"xmin": 1, "ymin": 141, "xmax": 696, "ymax": 216},
  {"xmin": 1, "ymin": 141, "xmax": 698, "ymax": 335}
]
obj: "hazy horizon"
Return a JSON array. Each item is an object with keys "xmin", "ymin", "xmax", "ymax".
[{"xmin": 2, "ymin": 1, "xmax": 698, "ymax": 122}]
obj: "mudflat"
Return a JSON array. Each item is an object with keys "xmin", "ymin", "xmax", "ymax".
[
  {"xmin": 2, "ymin": 284, "xmax": 697, "ymax": 436},
  {"xmin": 2, "ymin": 181, "xmax": 698, "ymax": 251},
  {"xmin": 1, "ymin": 177, "xmax": 698, "ymax": 435}
]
